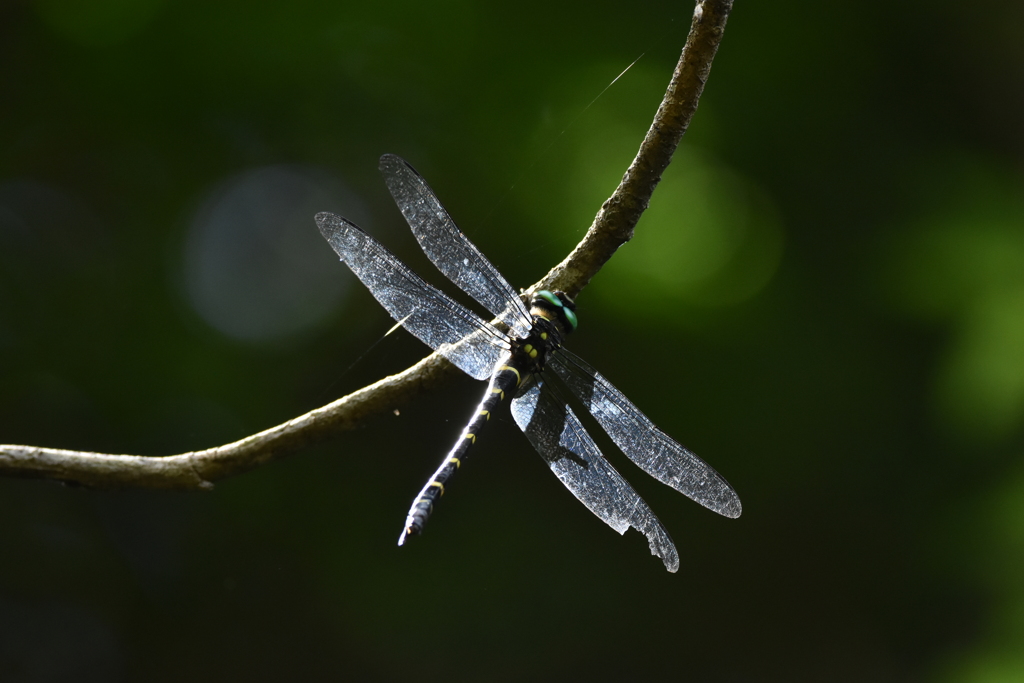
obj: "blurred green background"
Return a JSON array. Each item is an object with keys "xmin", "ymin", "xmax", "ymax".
[{"xmin": 3, "ymin": 0, "xmax": 1024, "ymax": 680}]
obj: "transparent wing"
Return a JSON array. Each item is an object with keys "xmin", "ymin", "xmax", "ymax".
[
  {"xmin": 510, "ymin": 376, "xmax": 679, "ymax": 572},
  {"xmin": 315, "ymin": 211, "xmax": 509, "ymax": 380},
  {"xmin": 379, "ymin": 154, "xmax": 533, "ymax": 339},
  {"xmin": 549, "ymin": 350, "xmax": 742, "ymax": 518}
]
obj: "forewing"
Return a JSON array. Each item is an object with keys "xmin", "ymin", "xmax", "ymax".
[
  {"xmin": 510, "ymin": 377, "xmax": 679, "ymax": 573},
  {"xmin": 550, "ymin": 351, "xmax": 742, "ymax": 518},
  {"xmin": 316, "ymin": 211, "xmax": 508, "ymax": 380},
  {"xmin": 379, "ymin": 154, "xmax": 532, "ymax": 339}
]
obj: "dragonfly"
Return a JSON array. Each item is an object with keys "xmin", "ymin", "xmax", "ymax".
[{"xmin": 315, "ymin": 154, "xmax": 741, "ymax": 572}]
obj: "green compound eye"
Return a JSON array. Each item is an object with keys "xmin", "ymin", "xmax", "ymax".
[
  {"xmin": 535, "ymin": 290, "xmax": 577, "ymax": 331},
  {"xmin": 537, "ymin": 290, "xmax": 560, "ymax": 307},
  {"xmin": 562, "ymin": 306, "xmax": 578, "ymax": 332}
]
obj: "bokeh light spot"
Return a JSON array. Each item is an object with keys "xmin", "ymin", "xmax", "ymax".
[
  {"xmin": 182, "ymin": 165, "xmax": 361, "ymax": 345},
  {"xmin": 574, "ymin": 142, "xmax": 783, "ymax": 315},
  {"xmin": 887, "ymin": 162, "xmax": 1024, "ymax": 441}
]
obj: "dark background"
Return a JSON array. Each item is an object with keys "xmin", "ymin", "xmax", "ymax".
[{"xmin": 3, "ymin": 1, "xmax": 1024, "ymax": 680}]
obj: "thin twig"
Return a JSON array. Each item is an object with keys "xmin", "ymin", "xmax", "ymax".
[
  {"xmin": 538, "ymin": 0, "xmax": 733, "ymax": 297},
  {"xmin": 0, "ymin": 0, "xmax": 734, "ymax": 490}
]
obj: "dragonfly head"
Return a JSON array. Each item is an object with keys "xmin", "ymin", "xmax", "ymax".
[{"xmin": 530, "ymin": 290, "xmax": 578, "ymax": 335}]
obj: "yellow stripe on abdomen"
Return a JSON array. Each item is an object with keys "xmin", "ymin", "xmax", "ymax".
[{"xmin": 498, "ymin": 364, "xmax": 522, "ymax": 387}]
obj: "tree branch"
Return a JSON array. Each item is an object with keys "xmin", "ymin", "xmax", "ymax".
[
  {"xmin": 0, "ymin": 0, "xmax": 734, "ymax": 490},
  {"xmin": 538, "ymin": 0, "xmax": 733, "ymax": 297}
]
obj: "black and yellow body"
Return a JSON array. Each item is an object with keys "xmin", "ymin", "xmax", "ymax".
[
  {"xmin": 397, "ymin": 291, "xmax": 577, "ymax": 544},
  {"xmin": 315, "ymin": 156, "xmax": 741, "ymax": 573},
  {"xmin": 318, "ymin": 155, "xmax": 741, "ymax": 571}
]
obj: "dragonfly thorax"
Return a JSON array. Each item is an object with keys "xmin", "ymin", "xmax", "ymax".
[
  {"xmin": 510, "ymin": 290, "xmax": 577, "ymax": 374},
  {"xmin": 511, "ymin": 317, "xmax": 562, "ymax": 374}
]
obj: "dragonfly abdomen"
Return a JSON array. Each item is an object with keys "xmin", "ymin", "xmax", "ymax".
[{"xmin": 397, "ymin": 361, "xmax": 526, "ymax": 545}]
